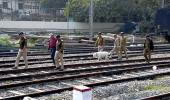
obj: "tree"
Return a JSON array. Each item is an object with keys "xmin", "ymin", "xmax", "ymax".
[
  {"xmin": 41, "ymin": 0, "xmax": 67, "ymax": 21},
  {"xmin": 64, "ymin": 0, "xmax": 160, "ymax": 23},
  {"xmin": 64, "ymin": 0, "xmax": 161, "ymax": 32},
  {"xmin": 64, "ymin": 0, "xmax": 89, "ymax": 22}
]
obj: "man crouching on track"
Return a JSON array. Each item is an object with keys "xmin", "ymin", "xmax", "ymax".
[
  {"xmin": 54, "ymin": 35, "xmax": 64, "ymax": 71},
  {"xmin": 13, "ymin": 32, "xmax": 28, "ymax": 69},
  {"xmin": 93, "ymin": 51, "xmax": 110, "ymax": 61}
]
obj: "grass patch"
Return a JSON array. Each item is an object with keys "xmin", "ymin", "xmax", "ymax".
[
  {"xmin": 0, "ymin": 34, "xmax": 13, "ymax": 47},
  {"xmin": 144, "ymin": 85, "xmax": 170, "ymax": 92}
]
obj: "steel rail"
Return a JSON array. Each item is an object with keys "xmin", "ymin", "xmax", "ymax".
[
  {"xmin": 141, "ymin": 92, "xmax": 170, "ymax": 100},
  {"xmin": 0, "ymin": 45, "xmax": 169, "ymax": 57},
  {"xmin": 0, "ymin": 61, "xmax": 169, "ymax": 90},
  {"xmin": 0, "ymin": 56, "xmax": 170, "ymax": 74},
  {"xmin": 1, "ymin": 63, "xmax": 170, "ymax": 100},
  {"xmin": 0, "ymin": 60, "xmax": 169, "ymax": 82},
  {"xmin": 0, "ymin": 48, "xmax": 170, "ymax": 67}
]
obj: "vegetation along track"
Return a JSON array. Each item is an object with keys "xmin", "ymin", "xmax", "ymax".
[{"xmin": 0, "ymin": 57, "xmax": 170, "ymax": 100}]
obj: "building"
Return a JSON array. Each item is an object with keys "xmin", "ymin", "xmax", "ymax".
[
  {"xmin": 0, "ymin": 0, "xmax": 41, "ymax": 20},
  {"xmin": 0, "ymin": 0, "xmax": 66, "ymax": 21}
]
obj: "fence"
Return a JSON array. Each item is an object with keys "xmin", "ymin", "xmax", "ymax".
[{"xmin": 0, "ymin": 8, "xmax": 67, "ymax": 22}]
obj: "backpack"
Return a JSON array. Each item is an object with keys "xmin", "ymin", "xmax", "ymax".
[{"xmin": 149, "ymin": 39, "xmax": 154, "ymax": 50}]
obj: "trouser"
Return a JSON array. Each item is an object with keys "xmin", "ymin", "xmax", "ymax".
[
  {"xmin": 110, "ymin": 47, "xmax": 120, "ymax": 58},
  {"xmin": 50, "ymin": 48, "xmax": 56, "ymax": 64},
  {"xmin": 119, "ymin": 47, "xmax": 128, "ymax": 59},
  {"xmin": 15, "ymin": 49, "xmax": 28, "ymax": 68},
  {"xmin": 144, "ymin": 48, "xmax": 151, "ymax": 62},
  {"xmin": 55, "ymin": 51, "xmax": 64, "ymax": 69},
  {"xmin": 98, "ymin": 46, "xmax": 103, "ymax": 52}
]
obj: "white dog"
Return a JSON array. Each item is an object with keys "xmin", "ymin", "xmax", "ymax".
[
  {"xmin": 93, "ymin": 51, "xmax": 110, "ymax": 61},
  {"xmin": 23, "ymin": 97, "xmax": 37, "ymax": 100}
]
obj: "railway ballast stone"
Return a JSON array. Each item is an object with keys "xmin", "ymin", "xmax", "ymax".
[
  {"xmin": 37, "ymin": 77, "xmax": 170, "ymax": 100},
  {"xmin": 102, "ymin": 90, "xmax": 162, "ymax": 100}
]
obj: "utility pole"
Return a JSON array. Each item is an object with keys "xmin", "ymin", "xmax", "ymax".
[
  {"xmin": 67, "ymin": 0, "xmax": 70, "ymax": 34},
  {"xmin": 161, "ymin": 0, "xmax": 165, "ymax": 8},
  {"xmin": 89, "ymin": 0, "xmax": 93, "ymax": 40},
  {"xmin": 11, "ymin": 0, "xmax": 13, "ymax": 20}
]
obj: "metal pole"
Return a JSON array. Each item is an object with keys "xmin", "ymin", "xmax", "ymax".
[
  {"xmin": 89, "ymin": 0, "xmax": 93, "ymax": 40},
  {"xmin": 161, "ymin": 0, "xmax": 165, "ymax": 8},
  {"xmin": 11, "ymin": 0, "xmax": 13, "ymax": 20},
  {"xmin": 67, "ymin": 0, "xmax": 70, "ymax": 34}
]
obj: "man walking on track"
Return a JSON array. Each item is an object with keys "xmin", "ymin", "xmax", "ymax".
[
  {"xmin": 144, "ymin": 34, "xmax": 154, "ymax": 63},
  {"xmin": 119, "ymin": 32, "xmax": 128, "ymax": 60},
  {"xmin": 110, "ymin": 34, "xmax": 120, "ymax": 59},
  {"xmin": 95, "ymin": 32, "xmax": 104, "ymax": 52},
  {"xmin": 13, "ymin": 32, "xmax": 28, "ymax": 69},
  {"xmin": 55, "ymin": 35, "xmax": 64, "ymax": 71},
  {"xmin": 48, "ymin": 33, "xmax": 58, "ymax": 65}
]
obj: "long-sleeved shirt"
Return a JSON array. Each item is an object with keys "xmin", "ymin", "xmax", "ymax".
[{"xmin": 48, "ymin": 36, "xmax": 57, "ymax": 49}]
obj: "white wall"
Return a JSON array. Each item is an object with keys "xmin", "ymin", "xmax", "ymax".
[{"xmin": 0, "ymin": 21, "xmax": 124, "ymax": 32}]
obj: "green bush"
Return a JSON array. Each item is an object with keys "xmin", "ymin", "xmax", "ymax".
[{"xmin": 0, "ymin": 35, "xmax": 13, "ymax": 47}]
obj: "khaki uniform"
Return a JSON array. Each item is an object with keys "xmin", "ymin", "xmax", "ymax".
[
  {"xmin": 119, "ymin": 36, "xmax": 128, "ymax": 59},
  {"xmin": 95, "ymin": 36, "xmax": 104, "ymax": 51},
  {"xmin": 55, "ymin": 39, "xmax": 64, "ymax": 69},
  {"xmin": 110, "ymin": 37, "xmax": 120, "ymax": 58},
  {"xmin": 144, "ymin": 39, "xmax": 151, "ymax": 63},
  {"xmin": 15, "ymin": 37, "xmax": 28, "ymax": 68}
]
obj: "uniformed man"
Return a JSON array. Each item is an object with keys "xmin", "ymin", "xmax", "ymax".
[
  {"xmin": 55, "ymin": 35, "xmax": 64, "ymax": 71},
  {"xmin": 119, "ymin": 32, "xmax": 128, "ymax": 60},
  {"xmin": 110, "ymin": 34, "xmax": 120, "ymax": 59},
  {"xmin": 144, "ymin": 35, "xmax": 154, "ymax": 63},
  {"xmin": 13, "ymin": 32, "xmax": 28, "ymax": 69},
  {"xmin": 95, "ymin": 32, "xmax": 104, "ymax": 52}
]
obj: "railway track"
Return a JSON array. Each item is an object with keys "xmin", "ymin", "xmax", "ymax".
[
  {"xmin": 0, "ymin": 57, "xmax": 169, "ymax": 81},
  {"xmin": 141, "ymin": 92, "xmax": 170, "ymax": 100},
  {"xmin": 1, "ymin": 47, "xmax": 170, "ymax": 62},
  {"xmin": 0, "ymin": 56, "xmax": 170, "ymax": 100},
  {"xmin": 0, "ymin": 45, "xmax": 170, "ymax": 57},
  {"xmin": 0, "ymin": 49, "xmax": 170, "ymax": 69},
  {"xmin": 0, "ymin": 44, "xmax": 170, "ymax": 100}
]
